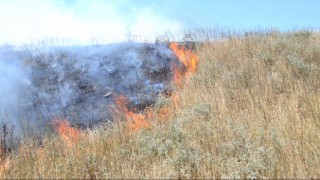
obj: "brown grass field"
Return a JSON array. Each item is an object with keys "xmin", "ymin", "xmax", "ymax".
[{"xmin": 1, "ymin": 29, "xmax": 320, "ymax": 179}]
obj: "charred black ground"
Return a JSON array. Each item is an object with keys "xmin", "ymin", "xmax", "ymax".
[{"xmin": 0, "ymin": 42, "xmax": 193, "ymax": 135}]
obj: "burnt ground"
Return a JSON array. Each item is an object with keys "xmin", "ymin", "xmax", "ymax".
[{"xmin": 17, "ymin": 42, "xmax": 183, "ymax": 131}]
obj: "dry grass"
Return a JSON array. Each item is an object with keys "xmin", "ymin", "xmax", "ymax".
[{"xmin": 2, "ymin": 29, "xmax": 320, "ymax": 179}]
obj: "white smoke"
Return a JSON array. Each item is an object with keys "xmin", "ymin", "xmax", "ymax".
[
  {"xmin": 0, "ymin": 0, "xmax": 182, "ymax": 45},
  {"xmin": 0, "ymin": 46, "xmax": 31, "ymax": 127}
]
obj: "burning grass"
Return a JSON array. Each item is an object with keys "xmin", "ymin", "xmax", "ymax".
[
  {"xmin": 170, "ymin": 42, "xmax": 199, "ymax": 86},
  {"xmin": 114, "ymin": 95, "xmax": 151, "ymax": 132},
  {"xmin": 2, "ymin": 29, "xmax": 320, "ymax": 179},
  {"xmin": 52, "ymin": 119, "xmax": 84, "ymax": 146}
]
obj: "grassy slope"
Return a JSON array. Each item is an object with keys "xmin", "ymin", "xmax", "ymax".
[{"xmin": 2, "ymin": 30, "xmax": 320, "ymax": 179}]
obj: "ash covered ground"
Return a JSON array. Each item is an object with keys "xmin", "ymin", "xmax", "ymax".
[{"xmin": 0, "ymin": 42, "xmax": 181, "ymax": 134}]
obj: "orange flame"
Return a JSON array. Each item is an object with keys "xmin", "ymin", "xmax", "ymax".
[
  {"xmin": 110, "ymin": 43, "xmax": 199, "ymax": 130},
  {"xmin": 115, "ymin": 95, "xmax": 150, "ymax": 132},
  {"xmin": 0, "ymin": 145, "xmax": 11, "ymax": 177},
  {"xmin": 171, "ymin": 63, "xmax": 184, "ymax": 87},
  {"xmin": 169, "ymin": 42, "xmax": 199, "ymax": 86},
  {"xmin": 0, "ymin": 158, "xmax": 10, "ymax": 177},
  {"xmin": 52, "ymin": 119, "xmax": 82, "ymax": 146},
  {"xmin": 170, "ymin": 42, "xmax": 199, "ymax": 73}
]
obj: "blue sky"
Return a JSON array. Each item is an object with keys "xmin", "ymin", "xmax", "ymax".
[
  {"xmin": 0, "ymin": 0, "xmax": 319, "ymax": 45},
  {"xmin": 135, "ymin": 0, "xmax": 320, "ymax": 29}
]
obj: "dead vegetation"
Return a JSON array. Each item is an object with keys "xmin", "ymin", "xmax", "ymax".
[{"xmin": 1, "ymin": 29, "xmax": 320, "ymax": 179}]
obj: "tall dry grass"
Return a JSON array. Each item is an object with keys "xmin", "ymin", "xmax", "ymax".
[{"xmin": 2, "ymin": 29, "xmax": 320, "ymax": 179}]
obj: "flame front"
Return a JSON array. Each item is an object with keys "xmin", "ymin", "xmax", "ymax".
[
  {"xmin": 169, "ymin": 42, "xmax": 199, "ymax": 86},
  {"xmin": 112, "ymin": 43, "xmax": 199, "ymax": 130},
  {"xmin": 170, "ymin": 42, "xmax": 199, "ymax": 74},
  {"xmin": 0, "ymin": 158, "xmax": 10, "ymax": 177},
  {"xmin": 52, "ymin": 119, "xmax": 81, "ymax": 146},
  {"xmin": 115, "ymin": 95, "xmax": 150, "ymax": 132},
  {"xmin": 171, "ymin": 63, "xmax": 184, "ymax": 86}
]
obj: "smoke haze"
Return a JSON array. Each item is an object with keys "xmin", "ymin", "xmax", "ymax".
[
  {"xmin": 0, "ymin": 0, "xmax": 182, "ymax": 45},
  {"xmin": 0, "ymin": 42, "xmax": 180, "ymax": 135},
  {"xmin": 0, "ymin": 46, "xmax": 31, "ymax": 127}
]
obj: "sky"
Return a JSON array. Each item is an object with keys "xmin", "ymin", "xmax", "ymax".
[{"xmin": 0, "ymin": 0, "xmax": 319, "ymax": 45}]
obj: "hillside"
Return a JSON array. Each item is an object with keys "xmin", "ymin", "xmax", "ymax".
[{"xmin": 1, "ymin": 30, "xmax": 320, "ymax": 179}]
